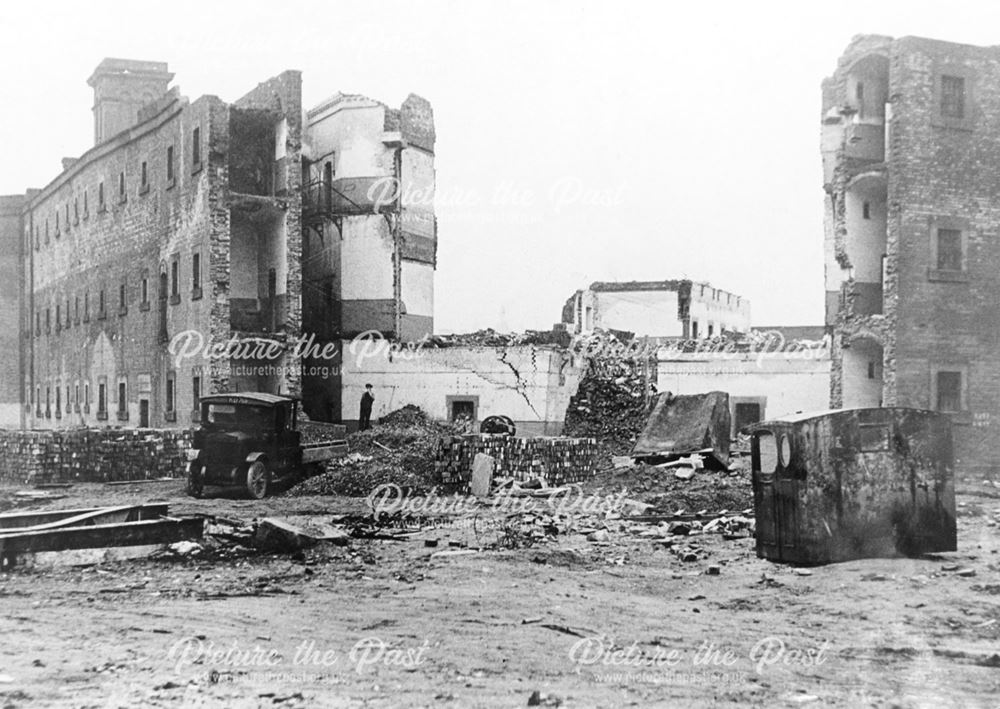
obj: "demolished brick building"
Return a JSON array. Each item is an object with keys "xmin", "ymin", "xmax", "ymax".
[
  {"xmin": 823, "ymin": 35, "xmax": 1000, "ymax": 473},
  {"xmin": 0, "ymin": 59, "xmax": 435, "ymax": 430}
]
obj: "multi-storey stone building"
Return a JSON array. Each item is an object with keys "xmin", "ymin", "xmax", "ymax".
[
  {"xmin": 823, "ymin": 35, "xmax": 1000, "ymax": 473},
  {"xmin": 561, "ymin": 280, "xmax": 751, "ymax": 339},
  {"xmin": 0, "ymin": 58, "xmax": 435, "ymax": 429}
]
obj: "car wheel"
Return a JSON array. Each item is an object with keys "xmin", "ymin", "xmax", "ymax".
[
  {"xmin": 246, "ymin": 460, "xmax": 271, "ymax": 499},
  {"xmin": 187, "ymin": 463, "xmax": 205, "ymax": 498}
]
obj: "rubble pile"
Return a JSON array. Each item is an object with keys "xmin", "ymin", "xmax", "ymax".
[
  {"xmin": 0, "ymin": 429, "xmax": 191, "ymax": 484},
  {"xmin": 479, "ymin": 488, "xmax": 754, "ymax": 552},
  {"xmin": 297, "ymin": 420, "xmax": 348, "ymax": 447},
  {"xmin": 581, "ymin": 453, "xmax": 753, "ymax": 513},
  {"xmin": 435, "ymin": 435, "xmax": 599, "ymax": 487},
  {"xmin": 423, "ymin": 328, "xmax": 570, "ymax": 349},
  {"xmin": 288, "ymin": 405, "xmax": 461, "ymax": 497},
  {"xmin": 562, "ymin": 352, "xmax": 654, "ymax": 455}
]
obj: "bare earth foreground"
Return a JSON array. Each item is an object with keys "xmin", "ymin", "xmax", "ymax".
[{"xmin": 0, "ymin": 480, "xmax": 998, "ymax": 709}]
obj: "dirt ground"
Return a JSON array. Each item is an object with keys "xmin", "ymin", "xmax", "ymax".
[{"xmin": 0, "ymin": 475, "xmax": 998, "ymax": 708}]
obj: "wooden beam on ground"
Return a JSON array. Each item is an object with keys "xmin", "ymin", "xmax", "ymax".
[
  {"xmin": 0, "ymin": 518, "xmax": 204, "ymax": 564},
  {"xmin": 0, "ymin": 504, "xmax": 170, "ymax": 531}
]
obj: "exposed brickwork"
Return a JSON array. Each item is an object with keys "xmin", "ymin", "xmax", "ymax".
[
  {"xmin": 824, "ymin": 35, "xmax": 1000, "ymax": 473},
  {"xmin": 7, "ymin": 59, "xmax": 434, "ymax": 431},
  {"xmin": 10, "ymin": 61, "xmax": 305, "ymax": 429},
  {"xmin": 23, "ymin": 92, "xmax": 220, "ymax": 429},
  {"xmin": 0, "ymin": 428, "xmax": 190, "ymax": 484},
  {"xmin": 0, "ymin": 196, "xmax": 24, "ymax": 428},
  {"xmin": 435, "ymin": 434, "xmax": 599, "ymax": 486}
]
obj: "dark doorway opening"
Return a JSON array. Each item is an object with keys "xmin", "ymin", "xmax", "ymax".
[{"xmin": 734, "ymin": 402, "xmax": 763, "ymax": 434}]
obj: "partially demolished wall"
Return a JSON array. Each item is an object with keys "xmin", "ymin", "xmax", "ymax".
[{"xmin": 0, "ymin": 429, "xmax": 191, "ymax": 484}]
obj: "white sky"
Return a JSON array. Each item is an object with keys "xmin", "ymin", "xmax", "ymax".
[{"xmin": 4, "ymin": 0, "xmax": 1000, "ymax": 333}]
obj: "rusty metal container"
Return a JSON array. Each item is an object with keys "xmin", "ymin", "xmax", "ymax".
[{"xmin": 750, "ymin": 407, "xmax": 956, "ymax": 564}]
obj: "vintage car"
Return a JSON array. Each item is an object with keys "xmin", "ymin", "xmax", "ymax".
[
  {"xmin": 750, "ymin": 407, "xmax": 956, "ymax": 564},
  {"xmin": 186, "ymin": 393, "xmax": 347, "ymax": 499}
]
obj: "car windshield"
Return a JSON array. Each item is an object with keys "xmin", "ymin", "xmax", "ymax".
[{"xmin": 203, "ymin": 403, "xmax": 273, "ymax": 429}]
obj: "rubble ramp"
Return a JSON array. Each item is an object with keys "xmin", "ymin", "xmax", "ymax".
[{"xmin": 631, "ymin": 391, "xmax": 731, "ymax": 469}]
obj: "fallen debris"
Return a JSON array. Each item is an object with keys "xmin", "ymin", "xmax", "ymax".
[
  {"xmin": 470, "ymin": 454, "xmax": 495, "ymax": 497},
  {"xmin": 254, "ymin": 518, "xmax": 350, "ymax": 552},
  {"xmin": 166, "ymin": 541, "xmax": 203, "ymax": 557},
  {"xmin": 632, "ymin": 391, "xmax": 731, "ymax": 468},
  {"xmin": 289, "ymin": 405, "xmax": 464, "ymax": 497},
  {"xmin": 430, "ymin": 549, "xmax": 477, "ymax": 559}
]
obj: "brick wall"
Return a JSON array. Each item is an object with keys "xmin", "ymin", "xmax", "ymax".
[
  {"xmin": 0, "ymin": 196, "xmax": 23, "ymax": 428},
  {"xmin": 889, "ymin": 37, "xmax": 1000, "ymax": 473},
  {"xmin": 25, "ymin": 92, "xmax": 220, "ymax": 430},
  {"xmin": 0, "ymin": 428, "xmax": 191, "ymax": 484},
  {"xmin": 435, "ymin": 434, "xmax": 599, "ymax": 486},
  {"xmin": 824, "ymin": 35, "xmax": 1000, "ymax": 474}
]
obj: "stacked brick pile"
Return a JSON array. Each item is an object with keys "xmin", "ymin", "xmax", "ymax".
[
  {"xmin": 93, "ymin": 429, "xmax": 193, "ymax": 482},
  {"xmin": 0, "ymin": 429, "xmax": 191, "ymax": 484},
  {"xmin": 435, "ymin": 434, "xmax": 598, "ymax": 486}
]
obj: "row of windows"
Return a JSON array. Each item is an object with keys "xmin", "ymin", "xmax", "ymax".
[
  {"xmin": 28, "ymin": 127, "xmax": 202, "ymax": 252},
  {"xmin": 32, "ymin": 373, "xmax": 202, "ymax": 422},
  {"xmin": 690, "ymin": 321, "xmax": 730, "ymax": 338},
  {"xmin": 32, "ymin": 252, "xmax": 202, "ymax": 336}
]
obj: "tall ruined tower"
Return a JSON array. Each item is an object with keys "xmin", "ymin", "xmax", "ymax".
[
  {"xmin": 823, "ymin": 35, "xmax": 1000, "ymax": 473},
  {"xmin": 88, "ymin": 58, "xmax": 173, "ymax": 144}
]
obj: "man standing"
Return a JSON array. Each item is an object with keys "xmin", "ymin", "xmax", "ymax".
[{"xmin": 359, "ymin": 383, "xmax": 375, "ymax": 431}]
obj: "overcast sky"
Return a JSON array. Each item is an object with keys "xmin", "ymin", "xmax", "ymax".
[{"xmin": 4, "ymin": 1, "xmax": 1000, "ymax": 333}]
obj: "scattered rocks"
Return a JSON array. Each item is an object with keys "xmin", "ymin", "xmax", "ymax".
[
  {"xmin": 587, "ymin": 530, "xmax": 610, "ymax": 543},
  {"xmin": 166, "ymin": 541, "xmax": 203, "ymax": 557},
  {"xmin": 253, "ymin": 518, "xmax": 349, "ymax": 553}
]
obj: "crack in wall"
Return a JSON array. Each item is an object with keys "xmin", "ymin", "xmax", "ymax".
[{"xmin": 497, "ymin": 346, "xmax": 541, "ymax": 418}]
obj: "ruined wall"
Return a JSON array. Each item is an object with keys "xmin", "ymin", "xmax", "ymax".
[
  {"xmin": 303, "ymin": 92, "xmax": 436, "ymax": 343},
  {"xmin": 824, "ymin": 35, "xmax": 1000, "ymax": 473},
  {"xmin": 0, "ymin": 428, "xmax": 190, "ymax": 484},
  {"xmin": 687, "ymin": 283, "xmax": 752, "ymax": 335},
  {"xmin": 229, "ymin": 71, "xmax": 304, "ymax": 398},
  {"xmin": 656, "ymin": 349, "xmax": 831, "ymax": 426},
  {"xmin": 565, "ymin": 281, "xmax": 750, "ymax": 338},
  {"xmin": 339, "ymin": 343, "xmax": 585, "ymax": 435},
  {"xmin": 305, "ymin": 97, "xmax": 395, "ymax": 338},
  {"xmin": 587, "ymin": 289, "xmax": 681, "ymax": 336},
  {"xmin": 822, "ymin": 36, "xmax": 893, "ymax": 412},
  {"xmin": 0, "ymin": 196, "xmax": 23, "ymax": 428}
]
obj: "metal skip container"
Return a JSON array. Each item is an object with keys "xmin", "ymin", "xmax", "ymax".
[{"xmin": 750, "ymin": 407, "xmax": 956, "ymax": 564}]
